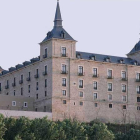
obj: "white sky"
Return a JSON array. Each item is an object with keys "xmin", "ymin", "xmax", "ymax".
[{"xmin": 0, "ymin": 0, "xmax": 140, "ymax": 70}]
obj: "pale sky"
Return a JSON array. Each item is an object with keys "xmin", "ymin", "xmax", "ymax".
[{"xmin": 0, "ymin": 0, "xmax": 140, "ymax": 70}]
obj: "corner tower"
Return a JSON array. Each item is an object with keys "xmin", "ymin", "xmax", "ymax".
[{"xmin": 40, "ymin": 1, "xmax": 76, "ymax": 60}]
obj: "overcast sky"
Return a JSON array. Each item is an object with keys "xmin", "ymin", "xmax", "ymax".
[{"xmin": 0, "ymin": 0, "xmax": 140, "ymax": 70}]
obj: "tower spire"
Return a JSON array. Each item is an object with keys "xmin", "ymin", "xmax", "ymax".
[{"xmin": 54, "ymin": 0, "xmax": 62, "ymax": 27}]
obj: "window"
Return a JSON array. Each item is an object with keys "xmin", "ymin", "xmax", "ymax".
[
  {"xmin": 44, "ymin": 106, "xmax": 47, "ymax": 112},
  {"xmin": 5, "ymin": 80, "xmax": 9, "ymax": 89},
  {"xmin": 95, "ymin": 103, "xmax": 98, "ymax": 107},
  {"xmin": 21, "ymin": 88, "xmax": 23, "ymax": 95},
  {"xmin": 12, "ymin": 101, "xmax": 16, "ymax": 106},
  {"xmin": 122, "ymin": 84, "xmax": 126, "ymax": 92},
  {"xmin": 45, "ymin": 79, "xmax": 47, "ymax": 87},
  {"xmin": 79, "ymin": 91, "xmax": 83, "ymax": 97},
  {"xmin": 94, "ymin": 93, "xmax": 98, "ymax": 100},
  {"xmin": 62, "ymin": 47, "xmax": 66, "ymax": 56},
  {"xmin": 136, "ymin": 73, "xmax": 140, "ymax": 81},
  {"xmin": 106, "ymin": 58, "xmax": 110, "ymax": 62},
  {"xmin": 93, "ymin": 68, "xmax": 98, "ymax": 77},
  {"xmin": 93, "ymin": 81, "xmax": 97, "ymax": 90},
  {"xmin": 62, "ymin": 90, "xmax": 66, "ymax": 96},
  {"xmin": 63, "ymin": 100, "xmax": 66, "ymax": 104},
  {"xmin": 108, "ymin": 83, "xmax": 112, "ymax": 91},
  {"xmin": 28, "ymin": 72, "xmax": 31, "ymax": 79},
  {"xmin": 35, "ymin": 108, "xmax": 38, "ymax": 112},
  {"xmin": 122, "ymin": 96, "xmax": 127, "ymax": 102},
  {"xmin": 62, "ymin": 64, "xmax": 66, "ymax": 73},
  {"xmin": 14, "ymin": 90, "xmax": 15, "ymax": 96},
  {"xmin": 79, "ymin": 80, "xmax": 83, "ymax": 88},
  {"xmin": 13, "ymin": 77, "xmax": 16, "ymax": 86},
  {"xmin": 0, "ymin": 83, "xmax": 1, "ymax": 91},
  {"xmin": 45, "ymin": 66, "xmax": 47, "ymax": 74},
  {"xmin": 122, "ymin": 71, "xmax": 126, "ymax": 79},
  {"xmin": 36, "ymin": 94, "xmax": 38, "ymax": 99},
  {"xmin": 62, "ymin": 78, "xmax": 66, "ymax": 86},
  {"xmin": 43, "ymin": 48, "xmax": 47, "ymax": 58},
  {"xmin": 109, "ymin": 104, "xmax": 112, "ymax": 108},
  {"xmin": 6, "ymin": 92, "xmax": 9, "ymax": 95},
  {"xmin": 45, "ymin": 91, "xmax": 47, "ymax": 97},
  {"xmin": 137, "ymin": 106, "xmax": 140, "ymax": 110},
  {"xmin": 108, "ymin": 94, "xmax": 112, "ymax": 100},
  {"xmin": 24, "ymin": 102, "xmax": 28, "ymax": 107},
  {"xmin": 91, "ymin": 56, "xmax": 95, "ymax": 60},
  {"xmin": 137, "ymin": 86, "xmax": 140, "ymax": 93},
  {"xmin": 78, "ymin": 66, "xmax": 84, "ymax": 75},
  {"xmin": 21, "ymin": 75, "xmax": 23, "ymax": 81},
  {"xmin": 35, "ymin": 69, "xmax": 39, "ymax": 78},
  {"xmin": 28, "ymin": 85, "xmax": 30, "ymax": 93},
  {"xmin": 123, "ymin": 105, "xmax": 126, "ymax": 109},
  {"xmin": 137, "ymin": 97, "xmax": 140, "ymax": 102},
  {"xmin": 107, "ymin": 70, "xmax": 112, "ymax": 78},
  {"xmin": 80, "ymin": 102, "xmax": 83, "ymax": 106},
  {"xmin": 36, "ymin": 82, "xmax": 39, "ymax": 90}
]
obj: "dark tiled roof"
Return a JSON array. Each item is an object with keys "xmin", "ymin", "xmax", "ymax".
[
  {"xmin": 128, "ymin": 41, "xmax": 140, "ymax": 55},
  {"xmin": 76, "ymin": 51, "xmax": 138, "ymax": 66},
  {"xmin": 0, "ymin": 57, "xmax": 40, "ymax": 77}
]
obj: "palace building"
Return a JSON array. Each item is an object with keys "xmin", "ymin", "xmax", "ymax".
[{"xmin": 0, "ymin": 1, "xmax": 140, "ymax": 123}]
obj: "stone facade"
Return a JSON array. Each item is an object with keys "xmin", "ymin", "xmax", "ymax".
[{"xmin": 0, "ymin": 1, "xmax": 140, "ymax": 123}]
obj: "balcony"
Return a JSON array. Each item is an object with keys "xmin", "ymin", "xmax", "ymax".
[
  {"xmin": 5, "ymin": 85, "xmax": 9, "ymax": 89},
  {"xmin": 121, "ymin": 77, "xmax": 127, "ymax": 81},
  {"xmin": 136, "ymin": 79, "xmax": 140, "ymax": 82},
  {"xmin": 122, "ymin": 90, "xmax": 126, "ymax": 92},
  {"xmin": 108, "ymin": 89, "xmax": 112, "ymax": 91},
  {"xmin": 79, "ymin": 85, "xmax": 83, "ymax": 88},
  {"xmin": 78, "ymin": 72, "xmax": 84, "ymax": 76},
  {"xmin": 61, "ymin": 71, "xmax": 68, "ymax": 74},
  {"xmin": 34, "ymin": 74, "xmax": 39, "ymax": 79},
  {"xmin": 61, "ymin": 53, "xmax": 68, "ymax": 57},
  {"xmin": 107, "ymin": 76, "xmax": 113, "ymax": 79},
  {"xmin": 26, "ymin": 77, "xmax": 31, "ymax": 81},
  {"xmin": 43, "ymin": 54, "xmax": 47, "ymax": 58},
  {"xmin": 12, "ymin": 83, "xmax": 16, "ymax": 87},
  {"xmin": 43, "ymin": 71, "xmax": 47, "ymax": 76},
  {"xmin": 19, "ymin": 80, "xmax": 23, "ymax": 84},
  {"xmin": 93, "ymin": 74, "xmax": 99, "ymax": 78}
]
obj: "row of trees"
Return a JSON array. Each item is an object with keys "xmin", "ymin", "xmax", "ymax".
[{"xmin": 0, "ymin": 114, "xmax": 140, "ymax": 140}]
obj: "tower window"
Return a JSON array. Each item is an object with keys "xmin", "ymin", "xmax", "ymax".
[
  {"xmin": 63, "ymin": 100, "xmax": 66, "ymax": 104},
  {"xmin": 109, "ymin": 104, "xmax": 112, "ymax": 108},
  {"xmin": 62, "ymin": 47, "xmax": 66, "ymax": 57},
  {"xmin": 62, "ymin": 78, "xmax": 66, "ymax": 86},
  {"xmin": 94, "ymin": 93, "xmax": 98, "ymax": 100},
  {"xmin": 93, "ymin": 81, "xmax": 97, "ymax": 90},
  {"xmin": 62, "ymin": 90, "xmax": 66, "ymax": 96},
  {"xmin": 79, "ymin": 80, "xmax": 83, "ymax": 88}
]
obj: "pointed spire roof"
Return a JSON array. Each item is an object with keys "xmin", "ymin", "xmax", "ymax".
[
  {"xmin": 41, "ymin": 0, "xmax": 75, "ymax": 43},
  {"xmin": 54, "ymin": 0, "xmax": 62, "ymax": 27}
]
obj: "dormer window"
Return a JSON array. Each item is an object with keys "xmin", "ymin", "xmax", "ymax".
[
  {"xmin": 134, "ymin": 61, "xmax": 138, "ymax": 65},
  {"xmin": 120, "ymin": 59, "xmax": 123, "ymax": 64},
  {"xmin": 61, "ymin": 31, "xmax": 65, "ymax": 38},
  {"xmin": 91, "ymin": 56, "xmax": 95, "ymax": 60},
  {"xmin": 106, "ymin": 58, "xmax": 110, "ymax": 62},
  {"xmin": 77, "ymin": 54, "xmax": 81, "ymax": 59}
]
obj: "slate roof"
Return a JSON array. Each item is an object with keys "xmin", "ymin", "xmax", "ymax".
[
  {"xmin": 128, "ymin": 41, "xmax": 140, "ymax": 55},
  {"xmin": 76, "ymin": 51, "xmax": 138, "ymax": 66},
  {"xmin": 41, "ymin": 1, "xmax": 75, "ymax": 43}
]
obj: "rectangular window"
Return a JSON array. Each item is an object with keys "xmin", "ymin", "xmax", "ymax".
[
  {"xmin": 21, "ymin": 88, "xmax": 23, "ymax": 95},
  {"xmin": 45, "ymin": 66, "xmax": 47, "ymax": 73},
  {"xmin": 93, "ymin": 81, "xmax": 97, "ymax": 90},
  {"xmin": 94, "ymin": 93, "xmax": 98, "ymax": 100},
  {"xmin": 45, "ymin": 91, "xmax": 47, "ymax": 97},
  {"xmin": 21, "ymin": 75, "xmax": 23, "ymax": 81},
  {"xmin": 36, "ymin": 94, "xmax": 38, "ymax": 99},
  {"xmin": 123, "ymin": 105, "xmax": 126, "ymax": 109},
  {"xmin": 137, "ymin": 97, "xmax": 140, "ymax": 102},
  {"xmin": 93, "ymin": 68, "xmax": 98, "ymax": 77},
  {"xmin": 122, "ymin": 84, "xmax": 126, "ymax": 92},
  {"xmin": 108, "ymin": 83, "xmax": 112, "ymax": 91},
  {"xmin": 79, "ymin": 91, "xmax": 83, "ymax": 97},
  {"xmin": 14, "ymin": 90, "xmax": 15, "ymax": 96},
  {"xmin": 45, "ymin": 79, "xmax": 47, "ymax": 87},
  {"xmin": 108, "ymin": 94, "xmax": 112, "ymax": 100},
  {"xmin": 79, "ymin": 80, "xmax": 83, "ymax": 88},
  {"xmin": 63, "ymin": 100, "xmax": 66, "ymax": 104},
  {"xmin": 36, "ymin": 69, "xmax": 39, "ymax": 75},
  {"xmin": 14, "ymin": 77, "xmax": 16, "ymax": 84},
  {"xmin": 95, "ymin": 103, "xmax": 98, "ymax": 107},
  {"xmin": 107, "ymin": 70, "xmax": 112, "ymax": 78},
  {"xmin": 24, "ymin": 102, "xmax": 28, "ymax": 107},
  {"xmin": 36, "ymin": 82, "xmax": 39, "ymax": 90},
  {"xmin": 12, "ymin": 101, "xmax": 16, "ymax": 106},
  {"xmin": 136, "ymin": 73, "xmax": 140, "ymax": 81},
  {"xmin": 78, "ymin": 66, "xmax": 84, "ymax": 75},
  {"xmin": 109, "ymin": 104, "xmax": 112, "ymax": 108},
  {"xmin": 122, "ymin": 96, "xmax": 127, "ymax": 102},
  {"xmin": 122, "ymin": 71, "xmax": 126, "ymax": 79},
  {"xmin": 137, "ymin": 106, "xmax": 140, "ymax": 110},
  {"xmin": 44, "ymin": 48, "xmax": 47, "ymax": 58},
  {"xmin": 28, "ymin": 85, "xmax": 30, "ymax": 93},
  {"xmin": 0, "ymin": 83, "xmax": 1, "ymax": 91},
  {"xmin": 62, "ymin": 78, "xmax": 66, "ymax": 86},
  {"xmin": 137, "ymin": 86, "xmax": 140, "ymax": 93},
  {"xmin": 80, "ymin": 102, "xmax": 83, "ymax": 106},
  {"xmin": 62, "ymin": 47, "xmax": 66, "ymax": 56},
  {"xmin": 28, "ymin": 72, "xmax": 31, "ymax": 78},
  {"xmin": 62, "ymin": 64, "xmax": 67, "ymax": 73},
  {"xmin": 62, "ymin": 90, "xmax": 66, "ymax": 96}
]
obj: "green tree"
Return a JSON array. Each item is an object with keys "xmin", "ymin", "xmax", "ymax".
[{"xmin": 0, "ymin": 114, "xmax": 6, "ymax": 140}]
